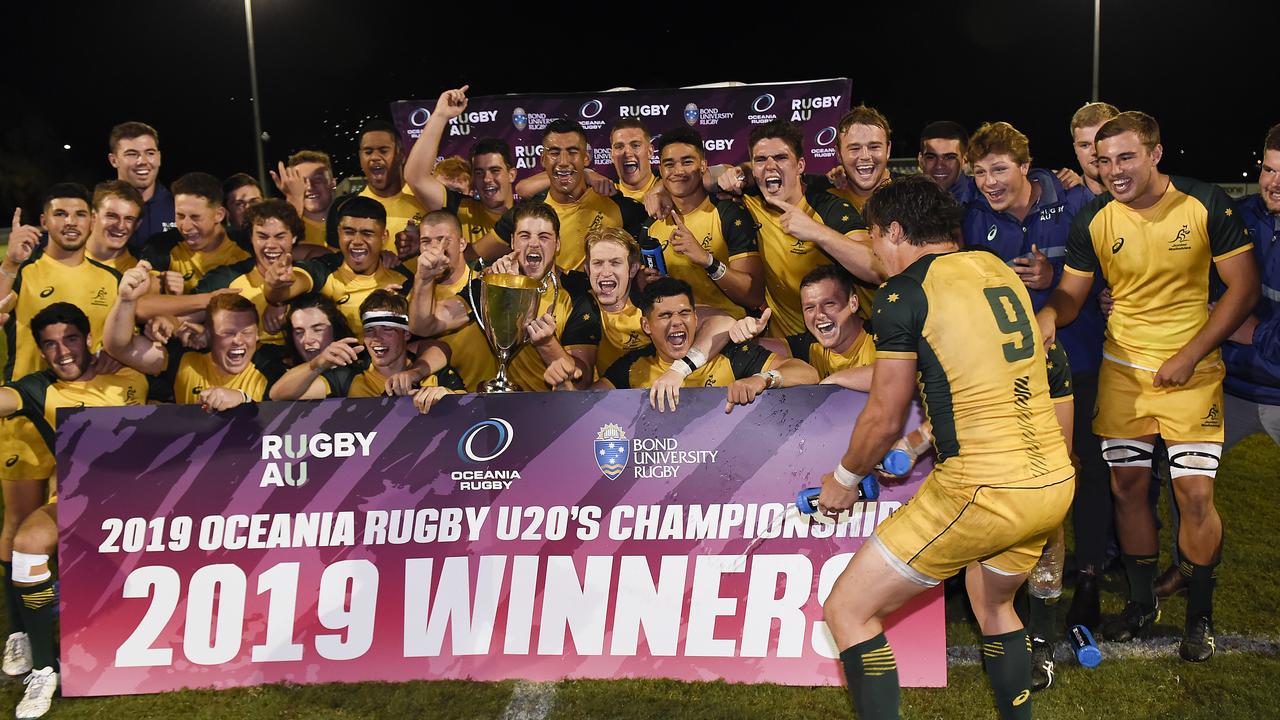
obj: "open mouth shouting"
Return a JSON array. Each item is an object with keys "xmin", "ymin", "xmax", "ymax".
[
  {"xmin": 521, "ymin": 248, "xmax": 546, "ymax": 276},
  {"xmin": 224, "ymin": 346, "xmax": 249, "ymax": 371},
  {"xmin": 666, "ymin": 327, "xmax": 688, "ymax": 350},
  {"xmin": 851, "ymin": 161, "xmax": 879, "ymax": 187},
  {"xmin": 369, "ymin": 341, "xmax": 391, "ymax": 361},
  {"xmin": 762, "ymin": 170, "xmax": 783, "ymax": 194},
  {"xmin": 1109, "ymin": 175, "xmax": 1133, "ymax": 196},
  {"xmin": 814, "ymin": 317, "xmax": 837, "ymax": 341}
]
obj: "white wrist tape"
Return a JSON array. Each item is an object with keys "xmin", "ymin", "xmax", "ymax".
[{"xmin": 833, "ymin": 463, "xmax": 860, "ymax": 489}]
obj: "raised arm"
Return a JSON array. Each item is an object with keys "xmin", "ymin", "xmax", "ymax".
[
  {"xmin": 405, "ymin": 86, "xmax": 469, "ymax": 212},
  {"xmin": 103, "ymin": 262, "xmax": 169, "ymax": 375}
]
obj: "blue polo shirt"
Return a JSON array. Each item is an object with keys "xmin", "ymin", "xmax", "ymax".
[
  {"xmin": 962, "ymin": 168, "xmax": 1104, "ymax": 372},
  {"xmin": 949, "ymin": 174, "xmax": 977, "ymax": 206},
  {"xmin": 1222, "ymin": 193, "xmax": 1280, "ymax": 404},
  {"xmin": 129, "ymin": 182, "xmax": 175, "ymax": 250}
]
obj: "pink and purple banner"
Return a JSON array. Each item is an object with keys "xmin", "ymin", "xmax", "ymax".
[
  {"xmin": 390, "ymin": 78, "xmax": 853, "ymax": 181},
  {"xmin": 56, "ymin": 385, "xmax": 942, "ymax": 697}
]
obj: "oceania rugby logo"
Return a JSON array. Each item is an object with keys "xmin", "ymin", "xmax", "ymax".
[
  {"xmin": 815, "ymin": 126, "xmax": 837, "ymax": 146},
  {"xmin": 752, "ymin": 93, "xmax": 776, "ymax": 113},
  {"xmin": 458, "ymin": 418, "xmax": 514, "ymax": 463},
  {"xmin": 512, "ymin": 107, "xmax": 528, "ymax": 131},
  {"xmin": 409, "ymin": 108, "xmax": 431, "ymax": 127},
  {"xmin": 683, "ymin": 103, "xmax": 699, "ymax": 127},
  {"xmin": 580, "ymin": 99, "xmax": 604, "ymax": 119},
  {"xmin": 594, "ymin": 423, "xmax": 629, "ymax": 480}
]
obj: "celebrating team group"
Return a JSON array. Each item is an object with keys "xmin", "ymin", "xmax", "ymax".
[{"xmin": 1, "ymin": 81, "xmax": 1277, "ymax": 719}]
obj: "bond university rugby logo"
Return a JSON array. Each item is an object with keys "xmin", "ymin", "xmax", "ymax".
[
  {"xmin": 684, "ymin": 103, "xmax": 699, "ymax": 127},
  {"xmin": 512, "ymin": 107, "xmax": 528, "ymax": 131},
  {"xmin": 595, "ymin": 423, "xmax": 630, "ymax": 480}
]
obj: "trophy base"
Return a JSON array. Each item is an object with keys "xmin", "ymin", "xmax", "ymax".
[{"xmin": 479, "ymin": 378, "xmax": 523, "ymax": 393}]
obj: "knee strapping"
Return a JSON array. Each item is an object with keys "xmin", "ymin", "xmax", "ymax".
[
  {"xmin": 10, "ymin": 551, "xmax": 49, "ymax": 584},
  {"xmin": 1101, "ymin": 438, "xmax": 1155, "ymax": 468},
  {"xmin": 1167, "ymin": 443, "xmax": 1221, "ymax": 479}
]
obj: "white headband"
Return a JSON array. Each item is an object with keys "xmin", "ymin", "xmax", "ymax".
[{"xmin": 361, "ymin": 310, "xmax": 410, "ymax": 332}]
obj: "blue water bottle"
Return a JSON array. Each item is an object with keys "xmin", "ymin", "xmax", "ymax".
[
  {"xmin": 877, "ymin": 448, "xmax": 914, "ymax": 479},
  {"xmin": 797, "ymin": 448, "xmax": 907, "ymax": 514},
  {"xmin": 639, "ymin": 235, "xmax": 667, "ymax": 275},
  {"xmin": 1069, "ymin": 624, "xmax": 1103, "ymax": 668}
]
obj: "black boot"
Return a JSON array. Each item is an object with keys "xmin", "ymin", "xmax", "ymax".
[{"xmin": 1065, "ymin": 571, "xmax": 1101, "ymax": 632}]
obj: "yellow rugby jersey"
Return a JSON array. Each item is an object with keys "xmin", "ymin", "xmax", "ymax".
[
  {"xmin": 195, "ymin": 259, "xmax": 301, "ymax": 346},
  {"xmin": 1065, "ymin": 176, "xmax": 1253, "ymax": 371},
  {"xmin": 445, "ymin": 189, "xmax": 504, "ymax": 246},
  {"xmin": 359, "ymin": 183, "xmax": 426, "ymax": 250},
  {"xmin": 170, "ymin": 346, "xmax": 286, "ymax": 404},
  {"xmin": 4, "ymin": 253, "xmax": 120, "ymax": 381},
  {"xmin": 494, "ymin": 189, "xmax": 650, "ymax": 271},
  {"xmin": 1, "ymin": 253, "xmax": 120, "ymax": 481},
  {"xmin": 294, "ymin": 254, "xmax": 414, "ymax": 333},
  {"xmin": 320, "ymin": 356, "xmax": 465, "ymax": 398},
  {"xmin": 603, "ymin": 341, "xmax": 775, "ymax": 390},
  {"xmin": 459, "ymin": 270, "xmax": 601, "ymax": 391},
  {"xmin": 618, "ymin": 173, "xmax": 661, "ymax": 202},
  {"xmin": 301, "ymin": 216, "xmax": 329, "ymax": 247},
  {"xmin": 597, "ymin": 302, "xmax": 649, "ymax": 376},
  {"xmin": 141, "ymin": 229, "xmax": 252, "ymax": 293},
  {"xmin": 434, "ymin": 270, "xmax": 497, "ymax": 391},
  {"xmin": 87, "ymin": 247, "xmax": 140, "ymax": 273},
  {"xmin": 874, "ymin": 249, "xmax": 1072, "ymax": 485},
  {"xmin": 3, "ymin": 367, "xmax": 149, "ymax": 455},
  {"xmin": 742, "ymin": 184, "xmax": 867, "ymax": 337},
  {"xmin": 786, "ymin": 326, "xmax": 877, "ymax": 379},
  {"xmin": 648, "ymin": 197, "xmax": 760, "ymax": 319}
]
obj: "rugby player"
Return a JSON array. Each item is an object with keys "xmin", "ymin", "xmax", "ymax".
[
  {"xmin": 586, "ymin": 277, "xmax": 818, "ymax": 410},
  {"xmin": 139, "ymin": 199, "xmax": 306, "ymax": 345},
  {"xmin": 281, "ymin": 293, "xmax": 354, "ymax": 366},
  {"xmin": 917, "ymin": 120, "xmax": 976, "ymax": 204},
  {"xmin": 820, "ymin": 176, "xmax": 1073, "ymax": 719},
  {"xmin": 270, "ymin": 290, "xmax": 461, "ymax": 401},
  {"xmin": 646, "ymin": 127, "xmax": 764, "ymax": 318},
  {"xmin": 515, "ymin": 119, "xmax": 657, "ymax": 202},
  {"xmin": 829, "ymin": 106, "xmax": 893, "ymax": 213},
  {"xmin": 84, "ymin": 181, "xmax": 144, "ymax": 274},
  {"xmin": 582, "ymin": 227, "xmax": 650, "ymax": 375},
  {"xmin": 433, "ymin": 156, "xmax": 472, "ymax": 195},
  {"xmin": 479, "ymin": 119, "xmax": 649, "ymax": 270},
  {"xmin": 107, "ymin": 121, "xmax": 172, "ymax": 247},
  {"xmin": 404, "ymin": 86, "xmax": 518, "ymax": 250},
  {"xmin": 262, "ymin": 197, "xmax": 414, "ymax": 336},
  {"xmin": 356, "ymin": 119, "xmax": 426, "ymax": 245},
  {"xmin": 1038, "ymin": 111, "xmax": 1259, "ymax": 661},
  {"xmin": 728, "ymin": 265, "xmax": 876, "ymax": 389},
  {"xmin": 410, "ymin": 200, "xmax": 600, "ymax": 391},
  {"xmin": 1069, "ymin": 103, "xmax": 1121, "ymax": 197},
  {"xmin": 1223, "ymin": 123, "xmax": 1280, "ymax": 444},
  {"xmin": 710, "ymin": 120, "xmax": 880, "ymax": 337},
  {"xmin": 1, "ymin": 289, "xmax": 164, "ymax": 719},
  {"xmin": 272, "ymin": 150, "xmax": 338, "ymax": 248},
  {"xmin": 1, "ymin": 184, "xmax": 121, "ymax": 665},
  {"xmin": 140, "ymin": 172, "xmax": 252, "ymax": 293},
  {"xmin": 156, "ymin": 293, "xmax": 287, "ymax": 408},
  {"xmin": 223, "ymin": 173, "xmax": 264, "ymax": 236}
]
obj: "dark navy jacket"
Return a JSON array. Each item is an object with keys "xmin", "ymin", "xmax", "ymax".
[
  {"xmin": 129, "ymin": 182, "xmax": 175, "ymax": 250},
  {"xmin": 1222, "ymin": 193, "xmax": 1280, "ymax": 404},
  {"xmin": 962, "ymin": 168, "xmax": 1104, "ymax": 372}
]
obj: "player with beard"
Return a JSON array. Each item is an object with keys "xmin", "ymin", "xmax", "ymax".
[
  {"xmin": 1, "ymin": 291, "xmax": 165, "ymax": 719},
  {"xmin": 480, "ymin": 119, "xmax": 650, "ymax": 270},
  {"xmin": 107, "ymin": 122, "xmax": 172, "ymax": 248},
  {"xmin": 139, "ymin": 199, "xmax": 307, "ymax": 346},
  {"xmin": 261, "ymin": 197, "xmax": 414, "ymax": 334},
  {"xmin": 0, "ymin": 185, "xmax": 121, "ymax": 651},
  {"xmin": 270, "ymin": 290, "xmax": 461, "ymax": 401},
  {"xmin": 820, "ymin": 176, "xmax": 1073, "ymax": 720},
  {"xmin": 587, "ymin": 277, "xmax": 817, "ymax": 405},
  {"xmin": 646, "ymin": 127, "xmax": 763, "ymax": 319},
  {"xmin": 1069, "ymin": 103, "xmax": 1121, "ymax": 198},
  {"xmin": 357, "ymin": 120, "xmax": 426, "ymax": 246},
  {"xmin": 708, "ymin": 120, "xmax": 880, "ymax": 337},
  {"xmin": 1039, "ymin": 111, "xmax": 1258, "ymax": 662},
  {"xmin": 828, "ymin": 106, "xmax": 893, "ymax": 213},
  {"xmin": 140, "ymin": 172, "xmax": 252, "ymax": 292},
  {"xmin": 411, "ymin": 200, "xmax": 601, "ymax": 391},
  {"xmin": 405, "ymin": 87, "xmax": 517, "ymax": 251}
]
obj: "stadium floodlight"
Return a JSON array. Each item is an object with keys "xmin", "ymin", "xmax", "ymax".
[{"xmin": 243, "ymin": 0, "xmax": 268, "ymax": 193}]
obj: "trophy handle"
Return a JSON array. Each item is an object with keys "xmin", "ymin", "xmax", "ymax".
[
  {"xmin": 466, "ymin": 260, "xmax": 488, "ymax": 337},
  {"xmin": 538, "ymin": 270, "xmax": 560, "ymax": 312}
]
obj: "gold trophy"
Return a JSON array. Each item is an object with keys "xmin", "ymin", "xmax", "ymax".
[{"xmin": 468, "ymin": 270, "xmax": 559, "ymax": 392}]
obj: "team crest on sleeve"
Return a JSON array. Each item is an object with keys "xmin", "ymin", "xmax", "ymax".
[{"xmin": 595, "ymin": 423, "xmax": 630, "ymax": 480}]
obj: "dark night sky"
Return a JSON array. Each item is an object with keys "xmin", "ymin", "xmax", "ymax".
[{"xmin": 3, "ymin": 0, "xmax": 1275, "ymax": 215}]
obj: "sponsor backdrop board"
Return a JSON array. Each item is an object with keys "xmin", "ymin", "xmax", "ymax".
[
  {"xmin": 57, "ymin": 385, "xmax": 943, "ymax": 696},
  {"xmin": 390, "ymin": 78, "xmax": 852, "ymax": 181}
]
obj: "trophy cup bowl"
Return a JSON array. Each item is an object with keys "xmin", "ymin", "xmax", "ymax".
[{"xmin": 473, "ymin": 272, "xmax": 543, "ymax": 392}]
